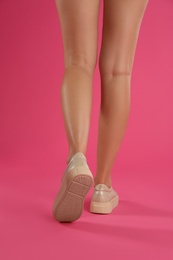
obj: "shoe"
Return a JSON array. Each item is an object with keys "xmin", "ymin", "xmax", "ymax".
[
  {"xmin": 52, "ymin": 152, "xmax": 94, "ymax": 222},
  {"xmin": 90, "ymin": 183, "xmax": 119, "ymax": 214}
]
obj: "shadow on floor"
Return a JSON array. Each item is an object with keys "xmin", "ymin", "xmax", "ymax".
[
  {"xmin": 62, "ymin": 220, "xmax": 173, "ymax": 248},
  {"xmin": 84, "ymin": 197, "xmax": 173, "ymax": 218}
]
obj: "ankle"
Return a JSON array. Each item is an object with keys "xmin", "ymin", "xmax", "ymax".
[
  {"xmin": 66, "ymin": 149, "xmax": 86, "ymax": 165},
  {"xmin": 94, "ymin": 176, "xmax": 112, "ymax": 189}
]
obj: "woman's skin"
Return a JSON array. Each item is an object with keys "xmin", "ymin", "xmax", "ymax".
[{"xmin": 55, "ymin": 0, "xmax": 149, "ymax": 188}]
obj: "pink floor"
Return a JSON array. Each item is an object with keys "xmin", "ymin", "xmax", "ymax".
[
  {"xmin": 1, "ymin": 158, "xmax": 173, "ymax": 260},
  {"xmin": 0, "ymin": 0, "xmax": 173, "ymax": 259}
]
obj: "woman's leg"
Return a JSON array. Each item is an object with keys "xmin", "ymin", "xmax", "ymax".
[
  {"xmin": 95, "ymin": 0, "xmax": 149, "ymax": 188},
  {"xmin": 55, "ymin": 0, "xmax": 100, "ymax": 165}
]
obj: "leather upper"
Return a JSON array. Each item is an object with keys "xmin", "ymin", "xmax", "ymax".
[
  {"xmin": 61, "ymin": 152, "xmax": 90, "ymax": 184},
  {"xmin": 91, "ymin": 184, "xmax": 118, "ymax": 203},
  {"xmin": 67, "ymin": 152, "xmax": 89, "ymax": 172}
]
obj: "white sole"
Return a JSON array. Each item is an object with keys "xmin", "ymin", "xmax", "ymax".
[{"xmin": 90, "ymin": 195, "xmax": 119, "ymax": 214}]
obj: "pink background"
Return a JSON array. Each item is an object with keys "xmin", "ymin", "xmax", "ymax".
[{"xmin": 0, "ymin": 0, "xmax": 173, "ymax": 259}]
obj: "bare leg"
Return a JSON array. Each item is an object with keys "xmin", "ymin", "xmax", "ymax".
[
  {"xmin": 55, "ymin": 0, "xmax": 100, "ymax": 165},
  {"xmin": 95, "ymin": 0, "xmax": 149, "ymax": 188}
]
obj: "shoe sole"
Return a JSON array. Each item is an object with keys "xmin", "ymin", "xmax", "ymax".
[
  {"xmin": 90, "ymin": 195, "xmax": 119, "ymax": 214},
  {"xmin": 52, "ymin": 166, "xmax": 94, "ymax": 222}
]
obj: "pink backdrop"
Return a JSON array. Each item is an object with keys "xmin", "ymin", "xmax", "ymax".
[{"xmin": 0, "ymin": 0, "xmax": 173, "ymax": 259}]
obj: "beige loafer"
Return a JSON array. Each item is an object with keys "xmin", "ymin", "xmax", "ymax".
[
  {"xmin": 90, "ymin": 183, "xmax": 119, "ymax": 214},
  {"xmin": 52, "ymin": 152, "xmax": 94, "ymax": 222}
]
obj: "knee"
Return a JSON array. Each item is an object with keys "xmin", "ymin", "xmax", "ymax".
[
  {"xmin": 99, "ymin": 57, "xmax": 132, "ymax": 78},
  {"xmin": 64, "ymin": 55, "xmax": 97, "ymax": 75}
]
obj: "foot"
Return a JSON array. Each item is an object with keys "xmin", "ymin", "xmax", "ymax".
[
  {"xmin": 90, "ymin": 183, "xmax": 119, "ymax": 214},
  {"xmin": 52, "ymin": 152, "xmax": 94, "ymax": 222}
]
